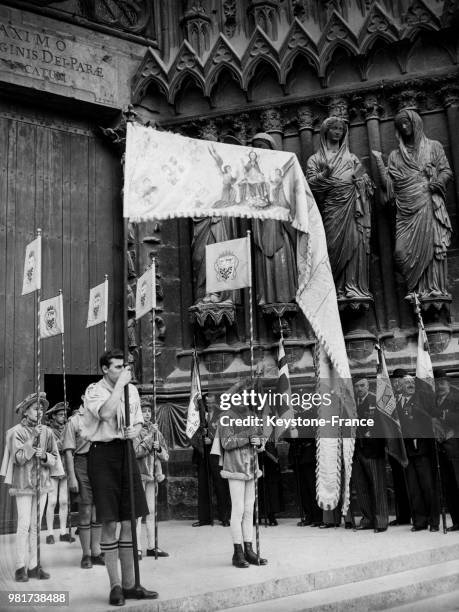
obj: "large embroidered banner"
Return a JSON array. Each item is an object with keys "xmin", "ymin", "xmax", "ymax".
[{"xmin": 124, "ymin": 123, "xmax": 356, "ymax": 512}]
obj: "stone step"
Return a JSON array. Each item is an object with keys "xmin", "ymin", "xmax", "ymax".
[
  {"xmin": 219, "ymin": 560, "xmax": 459, "ymax": 612},
  {"xmin": 384, "ymin": 589, "xmax": 459, "ymax": 611},
  {"xmin": 105, "ymin": 543, "xmax": 459, "ymax": 612}
]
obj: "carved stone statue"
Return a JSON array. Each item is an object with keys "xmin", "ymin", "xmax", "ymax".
[
  {"xmin": 373, "ymin": 109, "xmax": 453, "ymax": 299},
  {"xmin": 192, "ymin": 215, "xmax": 238, "ymax": 304},
  {"xmin": 306, "ymin": 117, "xmax": 374, "ymax": 301},
  {"xmin": 250, "ymin": 133, "xmax": 298, "ymax": 305}
]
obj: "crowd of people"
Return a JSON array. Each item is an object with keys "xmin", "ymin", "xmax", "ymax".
[{"xmin": 2, "ymin": 350, "xmax": 459, "ymax": 606}]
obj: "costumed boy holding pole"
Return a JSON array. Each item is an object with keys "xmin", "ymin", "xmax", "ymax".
[{"xmin": 1, "ymin": 392, "xmax": 63, "ymax": 582}]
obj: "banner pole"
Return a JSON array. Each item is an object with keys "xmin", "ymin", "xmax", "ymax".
[
  {"xmin": 104, "ymin": 274, "xmax": 108, "ymax": 352},
  {"xmin": 151, "ymin": 260, "xmax": 159, "ymax": 559},
  {"xmin": 246, "ymin": 229, "xmax": 260, "ymax": 564},
  {"xmin": 123, "ymin": 218, "xmax": 141, "ymax": 588},
  {"xmin": 412, "ymin": 294, "xmax": 447, "ymax": 534},
  {"xmin": 36, "ymin": 228, "xmax": 42, "ymax": 576},
  {"xmin": 59, "ymin": 289, "xmax": 72, "ymax": 540}
]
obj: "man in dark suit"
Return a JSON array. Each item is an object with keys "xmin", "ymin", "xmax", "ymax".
[
  {"xmin": 352, "ymin": 377, "xmax": 389, "ymax": 533},
  {"xmin": 399, "ymin": 375, "xmax": 439, "ymax": 532},
  {"xmin": 388, "ymin": 369, "xmax": 411, "ymax": 526},
  {"xmin": 191, "ymin": 393, "xmax": 231, "ymax": 527},
  {"xmin": 435, "ymin": 370, "xmax": 459, "ymax": 532}
]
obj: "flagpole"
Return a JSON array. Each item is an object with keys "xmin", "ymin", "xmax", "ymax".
[
  {"xmin": 35, "ymin": 228, "xmax": 43, "ymax": 576},
  {"xmin": 246, "ymin": 229, "xmax": 260, "ymax": 563},
  {"xmin": 412, "ymin": 294, "xmax": 447, "ymax": 534},
  {"xmin": 151, "ymin": 260, "xmax": 159, "ymax": 559},
  {"xmin": 104, "ymin": 274, "xmax": 108, "ymax": 351},
  {"xmin": 59, "ymin": 289, "xmax": 72, "ymax": 540}
]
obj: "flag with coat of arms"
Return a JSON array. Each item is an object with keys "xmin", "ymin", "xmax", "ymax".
[
  {"xmin": 135, "ymin": 264, "xmax": 156, "ymax": 320},
  {"xmin": 186, "ymin": 352, "xmax": 203, "ymax": 439},
  {"xmin": 22, "ymin": 235, "xmax": 41, "ymax": 295},
  {"xmin": 39, "ymin": 294, "xmax": 64, "ymax": 338},
  {"xmin": 86, "ymin": 278, "xmax": 108, "ymax": 328},
  {"xmin": 206, "ymin": 236, "xmax": 251, "ymax": 294}
]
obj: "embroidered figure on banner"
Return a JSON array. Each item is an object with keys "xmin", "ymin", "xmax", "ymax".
[
  {"xmin": 92, "ymin": 292, "xmax": 102, "ymax": 319},
  {"xmin": 209, "ymin": 145, "xmax": 239, "ymax": 208},
  {"xmin": 26, "ymin": 250, "xmax": 35, "ymax": 284},
  {"xmin": 270, "ymin": 168, "xmax": 289, "ymax": 208},
  {"xmin": 214, "ymin": 250, "xmax": 239, "ymax": 283},
  {"xmin": 238, "ymin": 150, "xmax": 270, "ymax": 208},
  {"xmin": 45, "ymin": 305, "xmax": 57, "ymax": 332},
  {"xmin": 139, "ymin": 280, "xmax": 147, "ymax": 308}
]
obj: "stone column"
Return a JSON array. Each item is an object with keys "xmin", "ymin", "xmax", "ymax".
[
  {"xmin": 297, "ymin": 105, "xmax": 315, "ymax": 170},
  {"xmin": 362, "ymin": 93, "xmax": 399, "ymax": 329},
  {"xmin": 442, "ymin": 85, "xmax": 459, "ymax": 208}
]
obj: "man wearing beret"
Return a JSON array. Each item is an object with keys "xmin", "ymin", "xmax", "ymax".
[
  {"xmin": 45, "ymin": 402, "xmax": 75, "ymax": 545},
  {"xmin": 0, "ymin": 392, "xmax": 63, "ymax": 581},
  {"xmin": 81, "ymin": 348, "xmax": 157, "ymax": 606},
  {"xmin": 388, "ymin": 369, "xmax": 411, "ymax": 527},
  {"xmin": 352, "ymin": 377, "xmax": 389, "ymax": 532}
]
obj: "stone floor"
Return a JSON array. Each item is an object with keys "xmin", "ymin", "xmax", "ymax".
[{"xmin": 0, "ymin": 518, "xmax": 458, "ymax": 612}]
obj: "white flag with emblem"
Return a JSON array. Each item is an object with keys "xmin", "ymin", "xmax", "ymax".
[
  {"xmin": 22, "ymin": 235, "xmax": 41, "ymax": 295},
  {"xmin": 135, "ymin": 263, "xmax": 156, "ymax": 320},
  {"xmin": 206, "ymin": 236, "xmax": 251, "ymax": 294},
  {"xmin": 86, "ymin": 278, "xmax": 108, "ymax": 328},
  {"xmin": 39, "ymin": 294, "xmax": 64, "ymax": 338},
  {"xmin": 186, "ymin": 353, "xmax": 202, "ymax": 439}
]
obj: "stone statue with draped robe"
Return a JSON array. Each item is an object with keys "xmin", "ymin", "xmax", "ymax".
[
  {"xmin": 373, "ymin": 109, "xmax": 453, "ymax": 298},
  {"xmin": 306, "ymin": 117, "xmax": 374, "ymax": 301},
  {"xmin": 250, "ymin": 133, "xmax": 298, "ymax": 305}
]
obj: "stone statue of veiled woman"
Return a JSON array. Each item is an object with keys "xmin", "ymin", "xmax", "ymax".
[
  {"xmin": 306, "ymin": 117, "xmax": 374, "ymax": 301},
  {"xmin": 373, "ymin": 110, "xmax": 453, "ymax": 298},
  {"xmin": 250, "ymin": 133, "xmax": 298, "ymax": 305}
]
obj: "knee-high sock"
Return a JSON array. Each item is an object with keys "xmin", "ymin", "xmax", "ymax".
[
  {"xmin": 144, "ymin": 481, "xmax": 156, "ymax": 550},
  {"xmin": 58, "ymin": 479, "xmax": 69, "ymax": 535},
  {"xmin": 100, "ymin": 541, "xmax": 120, "ymax": 589},
  {"xmin": 78, "ymin": 523, "xmax": 91, "ymax": 556},
  {"xmin": 90, "ymin": 522, "xmax": 102, "ymax": 556},
  {"xmin": 229, "ymin": 479, "xmax": 245, "ymax": 544},
  {"xmin": 118, "ymin": 540, "xmax": 135, "ymax": 589},
  {"xmin": 136, "ymin": 518, "xmax": 143, "ymax": 554},
  {"xmin": 28, "ymin": 493, "xmax": 47, "ymax": 570},
  {"xmin": 242, "ymin": 479, "xmax": 255, "ymax": 542},
  {"xmin": 46, "ymin": 480, "xmax": 58, "ymax": 535}
]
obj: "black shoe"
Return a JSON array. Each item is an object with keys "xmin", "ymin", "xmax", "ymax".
[
  {"xmin": 297, "ymin": 519, "xmax": 311, "ymax": 527},
  {"xmin": 374, "ymin": 527, "xmax": 387, "ymax": 533},
  {"xmin": 429, "ymin": 526, "xmax": 439, "ymax": 532},
  {"xmin": 355, "ymin": 524, "xmax": 373, "ymax": 531},
  {"xmin": 91, "ymin": 554, "xmax": 105, "ymax": 565},
  {"xmin": 60, "ymin": 533, "xmax": 76, "ymax": 543},
  {"xmin": 411, "ymin": 525, "xmax": 428, "ymax": 532},
  {"xmin": 232, "ymin": 543, "xmax": 249, "ymax": 568},
  {"xmin": 81, "ymin": 555, "xmax": 93, "ymax": 569},
  {"xmin": 123, "ymin": 585, "xmax": 158, "ymax": 599},
  {"xmin": 244, "ymin": 542, "xmax": 267, "ymax": 566},
  {"xmin": 14, "ymin": 567, "xmax": 29, "ymax": 582},
  {"xmin": 319, "ymin": 522, "xmax": 335, "ymax": 529},
  {"xmin": 46, "ymin": 535, "xmax": 55, "ymax": 544},
  {"xmin": 447, "ymin": 524, "xmax": 459, "ymax": 532},
  {"xmin": 137, "ymin": 551, "xmax": 142, "ymax": 561},
  {"xmin": 268, "ymin": 518, "xmax": 278, "ymax": 526},
  {"xmin": 310, "ymin": 521, "xmax": 322, "ymax": 527},
  {"xmin": 221, "ymin": 520, "xmax": 230, "ymax": 527},
  {"xmin": 344, "ymin": 522, "xmax": 353, "ymax": 530},
  {"xmin": 192, "ymin": 521, "xmax": 212, "ymax": 527},
  {"xmin": 27, "ymin": 566, "xmax": 50, "ymax": 579},
  {"xmin": 109, "ymin": 585, "xmax": 125, "ymax": 606},
  {"xmin": 146, "ymin": 548, "xmax": 169, "ymax": 557},
  {"xmin": 389, "ymin": 519, "xmax": 410, "ymax": 526}
]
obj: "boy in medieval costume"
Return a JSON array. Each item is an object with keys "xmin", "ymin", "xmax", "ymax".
[
  {"xmin": 45, "ymin": 401, "xmax": 75, "ymax": 544},
  {"xmin": 63, "ymin": 395, "xmax": 105, "ymax": 568},
  {"xmin": 212, "ymin": 381, "xmax": 268, "ymax": 568},
  {"xmin": 0, "ymin": 392, "xmax": 63, "ymax": 581},
  {"xmin": 134, "ymin": 398, "xmax": 169, "ymax": 559}
]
